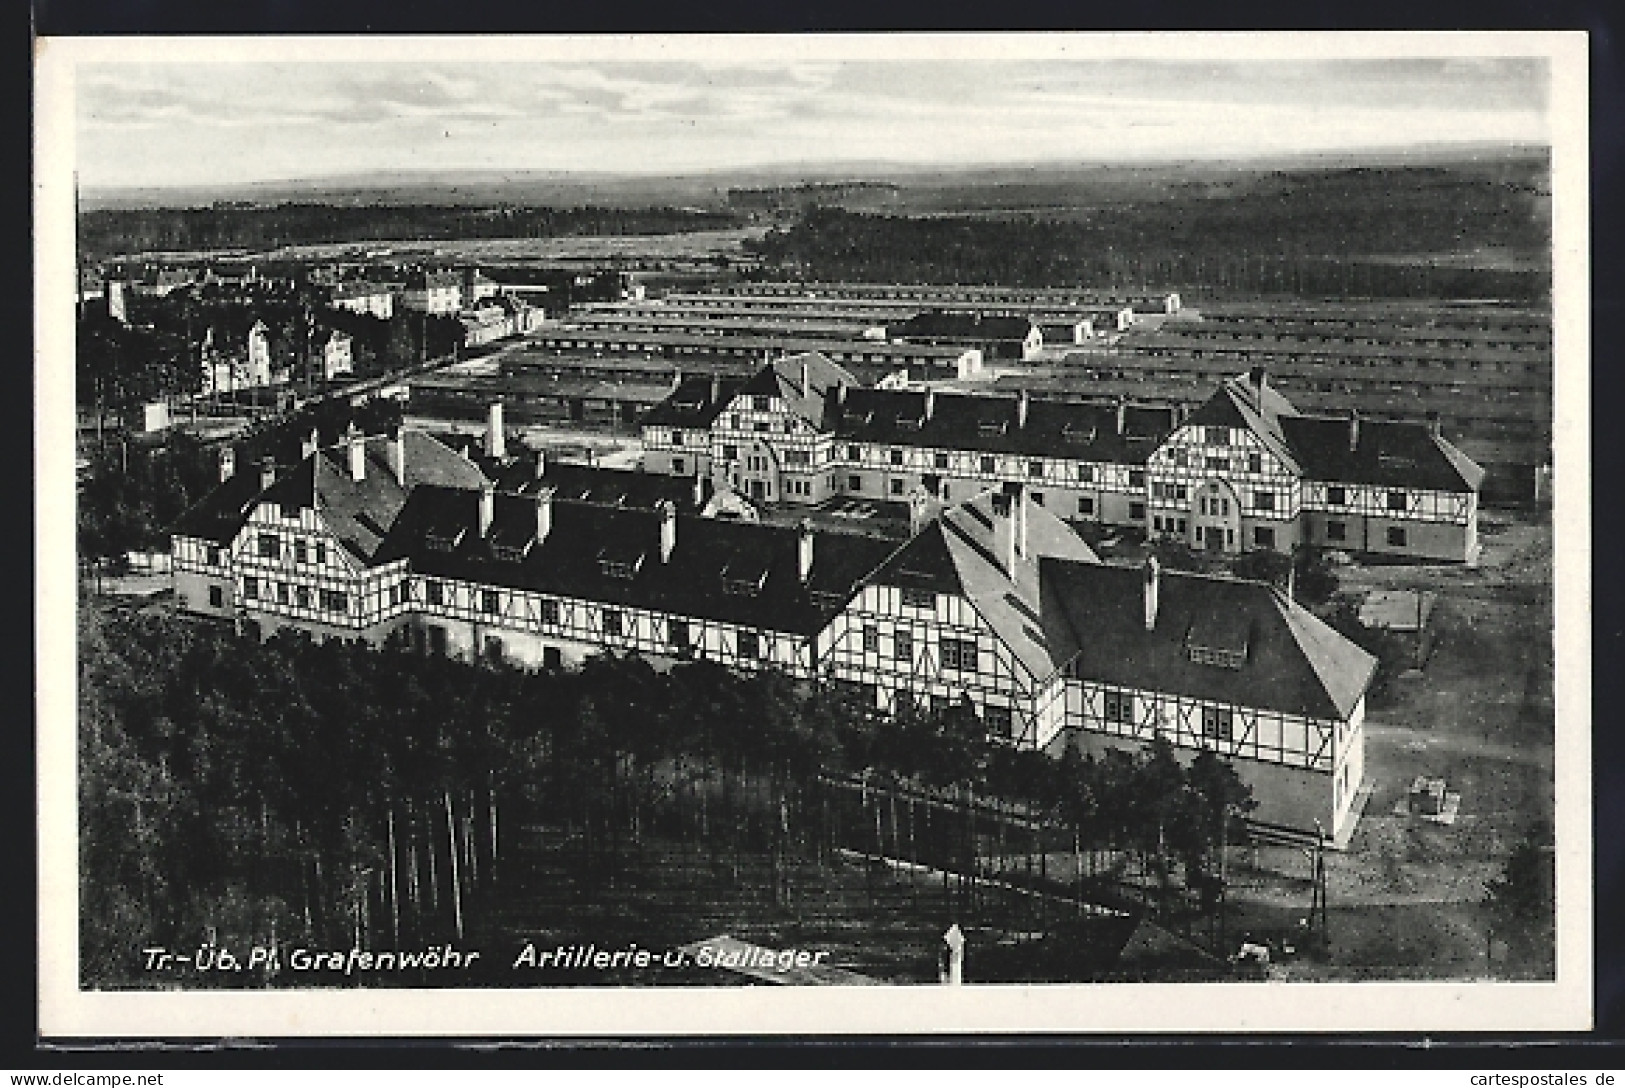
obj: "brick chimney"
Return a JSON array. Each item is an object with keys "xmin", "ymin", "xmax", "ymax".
[
  {"xmin": 709, "ymin": 374, "xmax": 722, "ymax": 406},
  {"xmin": 1116, "ymin": 397, "xmax": 1128, "ymax": 436},
  {"xmin": 534, "ymin": 485, "xmax": 555, "ymax": 544},
  {"xmin": 658, "ymin": 500, "xmax": 678, "ymax": 563},
  {"xmin": 800, "ymin": 358, "xmax": 810, "ymax": 398},
  {"xmin": 1249, "ymin": 365, "xmax": 1267, "ymax": 397},
  {"xmin": 1016, "ymin": 390, "xmax": 1030, "ymax": 430},
  {"xmin": 346, "ymin": 425, "xmax": 365, "ymax": 482},
  {"xmin": 1143, "ymin": 555, "xmax": 1161, "ymax": 632},
  {"xmin": 924, "ymin": 389, "xmax": 936, "ymax": 422},
  {"xmin": 486, "ymin": 401, "xmax": 505, "ymax": 460},
  {"xmin": 534, "ymin": 447, "xmax": 547, "ymax": 479},
  {"xmin": 478, "ymin": 481, "xmax": 495, "ymax": 538},
  {"xmin": 1348, "ymin": 410, "xmax": 1361, "ymax": 453},
  {"xmin": 259, "ymin": 456, "xmax": 277, "ymax": 492},
  {"xmin": 388, "ymin": 429, "xmax": 406, "ymax": 485},
  {"xmin": 218, "ymin": 446, "xmax": 236, "ymax": 484},
  {"xmin": 301, "ymin": 427, "xmax": 320, "ymax": 460},
  {"xmin": 798, "ymin": 519, "xmax": 815, "ymax": 582},
  {"xmin": 836, "ymin": 384, "xmax": 848, "ymax": 407}
]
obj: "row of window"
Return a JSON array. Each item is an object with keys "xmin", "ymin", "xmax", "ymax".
[
  {"xmin": 255, "ymin": 533, "xmax": 328, "ymax": 565},
  {"xmin": 243, "ymin": 576, "xmax": 348, "ymax": 613},
  {"xmin": 856, "ymin": 624, "xmax": 980, "ymax": 671},
  {"xmin": 1103, "ymin": 689, "xmax": 1235, "ymax": 740}
]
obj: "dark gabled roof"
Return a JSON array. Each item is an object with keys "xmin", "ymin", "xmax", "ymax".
[
  {"xmin": 1184, "ymin": 374, "xmax": 1302, "ymax": 472},
  {"xmin": 736, "ymin": 353, "xmax": 859, "ymax": 428},
  {"xmin": 1040, "ymin": 561, "xmax": 1376, "ymax": 721},
  {"xmin": 899, "ymin": 311, "xmax": 1035, "ymax": 341},
  {"xmin": 866, "ymin": 488, "xmax": 1100, "ymax": 680},
  {"xmin": 490, "ymin": 458, "xmax": 704, "ymax": 512},
  {"xmin": 640, "ymin": 374, "xmax": 747, "ymax": 430},
  {"xmin": 171, "ymin": 430, "xmax": 485, "ymax": 560},
  {"xmin": 829, "ymin": 388, "xmax": 1174, "ymax": 465},
  {"xmin": 1278, "ymin": 416, "xmax": 1486, "ymax": 493},
  {"xmin": 168, "ymin": 468, "xmax": 267, "ymax": 544},
  {"xmin": 377, "ymin": 489, "xmax": 900, "ymax": 635}
]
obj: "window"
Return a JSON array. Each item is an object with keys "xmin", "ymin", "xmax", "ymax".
[
  {"xmin": 282, "ymin": 503, "xmax": 300, "ymax": 520},
  {"xmin": 847, "ymin": 444, "xmax": 860, "ymax": 460},
  {"xmin": 243, "ymin": 577, "xmax": 258, "ymax": 599},
  {"xmin": 901, "ymin": 588, "xmax": 935, "ymax": 610},
  {"xmin": 483, "ymin": 635, "xmax": 504, "ymax": 663},
  {"xmin": 894, "ymin": 629, "xmax": 913, "ymax": 662},
  {"xmin": 276, "ymin": 582, "xmax": 289, "ymax": 604},
  {"xmin": 1326, "ymin": 520, "xmax": 1347, "ymax": 542},
  {"xmin": 672, "ymin": 458, "xmax": 686, "ymax": 475},
  {"xmin": 1205, "ymin": 456, "xmax": 1230, "ymax": 472},
  {"xmin": 425, "ymin": 580, "xmax": 443, "ymax": 606},
  {"xmin": 1128, "ymin": 470, "xmax": 1145, "ymax": 487},
  {"xmin": 890, "ymin": 449, "xmax": 904, "ymax": 466},
  {"xmin": 1387, "ymin": 491, "xmax": 1408, "ymax": 512},
  {"xmin": 984, "ymin": 704, "xmax": 1015, "ymax": 738},
  {"xmin": 942, "ymin": 637, "xmax": 979, "ymax": 672},
  {"xmin": 206, "ymin": 546, "xmax": 221, "ymax": 567},
  {"xmin": 1206, "ymin": 427, "xmax": 1229, "ymax": 445},
  {"xmin": 669, "ymin": 620, "xmax": 690, "ymax": 648},
  {"xmin": 890, "ymin": 479, "xmax": 905, "ymax": 495},
  {"xmin": 481, "ymin": 590, "xmax": 500, "ymax": 614},
  {"xmin": 1104, "ymin": 689, "xmax": 1134, "ymax": 724},
  {"xmin": 1326, "ymin": 486, "xmax": 1346, "ymax": 506},
  {"xmin": 934, "ymin": 452, "xmax": 949, "ymax": 469},
  {"xmin": 980, "ymin": 456, "xmax": 996, "ymax": 474},
  {"xmin": 543, "ymin": 646, "xmax": 563, "ymax": 670},
  {"xmin": 841, "ymin": 475, "xmax": 858, "ymax": 492},
  {"xmin": 1254, "ymin": 526, "xmax": 1276, "ymax": 549},
  {"xmin": 723, "ymin": 444, "xmax": 738, "ymax": 460},
  {"xmin": 315, "ymin": 543, "xmax": 326, "ymax": 565},
  {"xmin": 753, "ymin": 422, "xmax": 769, "ymax": 433},
  {"xmin": 208, "ymin": 585, "xmax": 224, "ymax": 608},
  {"xmin": 258, "ymin": 534, "xmax": 280, "ymax": 559},
  {"xmin": 602, "ymin": 609, "xmax": 623, "ymax": 636},
  {"xmin": 1079, "ymin": 465, "xmax": 1095, "ymax": 483},
  {"xmin": 320, "ymin": 589, "xmax": 349, "ymax": 612},
  {"xmin": 735, "ymin": 631, "xmax": 760, "ymax": 660},
  {"xmin": 1201, "ymin": 706, "xmax": 1234, "ymax": 741},
  {"xmin": 1253, "ymin": 491, "xmax": 1275, "ymax": 512},
  {"xmin": 427, "ymin": 625, "xmax": 447, "ymax": 656},
  {"xmin": 1171, "ymin": 449, "xmax": 1186, "ymax": 468},
  {"xmin": 295, "ymin": 540, "xmax": 309, "ymax": 564},
  {"xmin": 753, "ymin": 395, "xmax": 771, "ymax": 411},
  {"xmin": 1031, "ymin": 491, "xmax": 1044, "ymax": 506},
  {"xmin": 1028, "ymin": 460, "xmax": 1044, "ymax": 479},
  {"xmin": 1078, "ymin": 496, "xmax": 1095, "ymax": 516},
  {"xmin": 861, "ymin": 625, "xmax": 879, "ymax": 653},
  {"xmin": 1387, "ymin": 526, "xmax": 1408, "ymax": 548},
  {"xmin": 295, "ymin": 587, "xmax": 311, "ymax": 609},
  {"xmin": 1129, "ymin": 502, "xmax": 1146, "ymax": 521},
  {"xmin": 671, "ymin": 430, "xmax": 685, "ymax": 446}
]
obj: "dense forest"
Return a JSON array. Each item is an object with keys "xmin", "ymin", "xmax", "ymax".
[
  {"xmin": 80, "ymin": 204, "xmax": 744, "ymax": 259},
  {"xmin": 80, "ymin": 605, "xmax": 1265, "ymax": 988},
  {"xmin": 751, "ymin": 163, "xmax": 1551, "ymax": 300}
]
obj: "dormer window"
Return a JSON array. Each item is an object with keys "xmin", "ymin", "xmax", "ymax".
[
  {"xmin": 897, "ymin": 417, "xmax": 922, "ymax": 431},
  {"xmin": 1063, "ymin": 424, "xmax": 1098, "ymax": 444},
  {"xmin": 977, "ymin": 420, "xmax": 1007, "ymax": 437},
  {"xmin": 492, "ymin": 538, "xmax": 533, "ymax": 563},
  {"xmin": 599, "ymin": 555, "xmax": 643, "ymax": 580},
  {"xmin": 426, "ymin": 525, "xmax": 466, "ymax": 553},
  {"xmin": 721, "ymin": 555, "xmax": 771, "ymax": 597}
]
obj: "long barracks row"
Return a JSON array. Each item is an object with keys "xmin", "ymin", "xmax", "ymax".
[{"xmin": 171, "ymin": 400, "xmax": 1383, "ymax": 843}]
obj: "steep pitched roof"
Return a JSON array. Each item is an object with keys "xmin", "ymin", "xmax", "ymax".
[
  {"xmin": 640, "ymin": 374, "xmax": 747, "ymax": 430},
  {"xmin": 490, "ymin": 458, "xmax": 704, "ymax": 512},
  {"xmin": 376, "ymin": 489, "xmax": 899, "ymax": 635},
  {"xmin": 830, "ymin": 387, "xmax": 1174, "ymax": 465},
  {"xmin": 1184, "ymin": 374, "xmax": 1302, "ymax": 473},
  {"xmin": 172, "ymin": 430, "xmax": 485, "ymax": 560},
  {"xmin": 1040, "ymin": 561, "xmax": 1377, "ymax": 721},
  {"xmin": 866, "ymin": 488, "xmax": 1100, "ymax": 680},
  {"xmin": 736, "ymin": 352, "xmax": 859, "ymax": 428},
  {"xmin": 1278, "ymin": 415, "xmax": 1486, "ymax": 493}
]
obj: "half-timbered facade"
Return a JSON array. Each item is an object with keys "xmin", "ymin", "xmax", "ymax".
[
  {"xmin": 640, "ymin": 360, "xmax": 1484, "ymax": 562},
  {"xmin": 172, "ymin": 428, "xmax": 1378, "ymax": 839}
]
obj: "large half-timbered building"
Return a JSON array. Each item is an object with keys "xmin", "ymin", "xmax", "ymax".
[
  {"xmin": 640, "ymin": 356, "xmax": 1484, "ymax": 563},
  {"xmin": 171, "ymin": 426, "xmax": 1378, "ymax": 838}
]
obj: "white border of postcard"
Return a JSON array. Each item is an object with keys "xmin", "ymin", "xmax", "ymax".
[{"xmin": 36, "ymin": 30, "xmax": 1593, "ymax": 1036}]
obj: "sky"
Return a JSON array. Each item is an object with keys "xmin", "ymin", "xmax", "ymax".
[{"xmin": 73, "ymin": 51, "xmax": 1553, "ymax": 190}]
